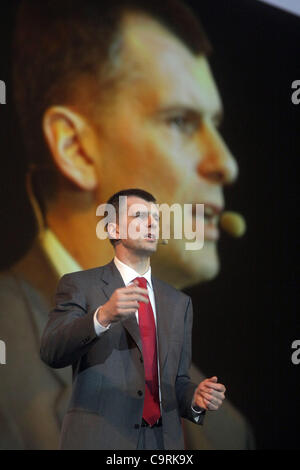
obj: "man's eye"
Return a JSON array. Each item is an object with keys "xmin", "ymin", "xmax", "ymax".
[
  {"xmin": 168, "ymin": 114, "xmax": 199, "ymax": 135},
  {"xmin": 135, "ymin": 212, "xmax": 146, "ymax": 219}
]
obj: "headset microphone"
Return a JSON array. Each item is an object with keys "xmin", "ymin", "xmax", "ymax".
[{"xmin": 220, "ymin": 211, "xmax": 246, "ymax": 238}]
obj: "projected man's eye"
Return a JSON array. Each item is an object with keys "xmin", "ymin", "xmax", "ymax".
[
  {"xmin": 167, "ymin": 111, "xmax": 201, "ymax": 136},
  {"xmin": 134, "ymin": 212, "xmax": 146, "ymax": 219}
]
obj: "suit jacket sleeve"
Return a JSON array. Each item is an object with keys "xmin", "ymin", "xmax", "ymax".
[
  {"xmin": 40, "ymin": 273, "xmax": 99, "ymax": 368},
  {"xmin": 175, "ymin": 295, "xmax": 205, "ymax": 425}
]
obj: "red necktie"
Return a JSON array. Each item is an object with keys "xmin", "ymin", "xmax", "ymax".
[{"xmin": 135, "ymin": 276, "xmax": 161, "ymax": 426}]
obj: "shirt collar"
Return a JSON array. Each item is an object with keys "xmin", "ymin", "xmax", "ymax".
[
  {"xmin": 114, "ymin": 255, "xmax": 152, "ymax": 289},
  {"xmin": 40, "ymin": 228, "xmax": 82, "ymax": 278}
]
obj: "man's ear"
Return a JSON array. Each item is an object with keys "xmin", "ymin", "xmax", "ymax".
[
  {"xmin": 43, "ymin": 105, "xmax": 98, "ymax": 191},
  {"xmin": 107, "ymin": 222, "xmax": 120, "ymax": 243}
]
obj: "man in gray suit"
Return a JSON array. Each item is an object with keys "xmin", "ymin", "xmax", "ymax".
[{"xmin": 40, "ymin": 188, "xmax": 226, "ymax": 450}]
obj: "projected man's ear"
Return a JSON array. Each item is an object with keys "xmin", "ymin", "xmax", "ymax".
[{"xmin": 43, "ymin": 106, "xmax": 98, "ymax": 191}]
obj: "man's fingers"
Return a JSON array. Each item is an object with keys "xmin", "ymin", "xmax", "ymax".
[
  {"xmin": 196, "ymin": 385, "xmax": 226, "ymax": 402},
  {"xmin": 209, "ymin": 376, "xmax": 218, "ymax": 382},
  {"xmin": 119, "ymin": 293, "xmax": 149, "ymax": 303},
  {"xmin": 198, "ymin": 386, "xmax": 226, "ymax": 400},
  {"xmin": 198, "ymin": 392, "xmax": 222, "ymax": 409},
  {"xmin": 200, "ymin": 391, "xmax": 214, "ymax": 402},
  {"xmin": 195, "ymin": 377, "xmax": 226, "ymax": 411},
  {"xmin": 199, "ymin": 390, "xmax": 221, "ymax": 405},
  {"xmin": 203, "ymin": 398, "xmax": 218, "ymax": 411},
  {"xmin": 194, "ymin": 390, "xmax": 224, "ymax": 410},
  {"xmin": 116, "ymin": 286, "xmax": 149, "ymax": 305},
  {"xmin": 114, "ymin": 307, "xmax": 139, "ymax": 316},
  {"xmin": 123, "ymin": 286, "xmax": 149, "ymax": 296},
  {"xmin": 118, "ymin": 307, "xmax": 138, "ymax": 313},
  {"xmin": 204, "ymin": 381, "xmax": 226, "ymax": 393},
  {"xmin": 118, "ymin": 300, "xmax": 140, "ymax": 309}
]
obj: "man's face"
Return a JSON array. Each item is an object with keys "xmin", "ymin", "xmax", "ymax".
[
  {"xmin": 91, "ymin": 14, "xmax": 238, "ymax": 287},
  {"xmin": 115, "ymin": 195, "xmax": 159, "ymax": 255}
]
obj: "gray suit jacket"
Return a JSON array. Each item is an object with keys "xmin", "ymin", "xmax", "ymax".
[{"xmin": 40, "ymin": 260, "xmax": 204, "ymax": 450}]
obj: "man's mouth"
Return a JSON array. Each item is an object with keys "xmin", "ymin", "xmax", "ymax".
[
  {"xmin": 192, "ymin": 202, "xmax": 223, "ymax": 241},
  {"xmin": 144, "ymin": 233, "xmax": 157, "ymax": 241}
]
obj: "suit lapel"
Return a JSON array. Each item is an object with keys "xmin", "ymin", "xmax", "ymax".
[
  {"xmin": 152, "ymin": 277, "xmax": 171, "ymax": 374},
  {"xmin": 101, "ymin": 260, "xmax": 143, "ymax": 354}
]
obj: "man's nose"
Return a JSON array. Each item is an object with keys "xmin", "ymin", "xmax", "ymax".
[
  {"xmin": 197, "ymin": 118, "xmax": 238, "ymax": 185},
  {"xmin": 147, "ymin": 215, "xmax": 157, "ymax": 228}
]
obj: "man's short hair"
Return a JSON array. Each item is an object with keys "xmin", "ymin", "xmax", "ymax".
[
  {"xmin": 106, "ymin": 188, "xmax": 157, "ymax": 246},
  {"xmin": 13, "ymin": 0, "xmax": 211, "ymax": 214}
]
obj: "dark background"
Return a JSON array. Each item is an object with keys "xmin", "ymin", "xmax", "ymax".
[{"xmin": 0, "ymin": 0, "xmax": 299, "ymax": 449}]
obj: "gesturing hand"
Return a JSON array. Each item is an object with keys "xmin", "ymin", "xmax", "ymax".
[
  {"xmin": 97, "ymin": 283, "xmax": 149, "ymax": 327},
  {"xmin": 192, "ymin": 376, "xmax": 226, "ymax": 411}
]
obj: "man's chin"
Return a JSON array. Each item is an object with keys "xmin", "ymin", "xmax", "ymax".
[
  {"xmin": 151, "ymin": 239, "xmax": 220, "ymax": 288},
  {"xmin": 134, "ymin": 240, "xmax": 158, "ymax": 255},
  {"xmin": 175, "ymin": 260, "xmax": 219, "ymax": 289},
  {"xmin": 143, "ymin": 244, "xmax": 158, "ymax": 255},
  {"xmin": 180, "ymin": 241, "xmax": 220, "ymax": 287}
]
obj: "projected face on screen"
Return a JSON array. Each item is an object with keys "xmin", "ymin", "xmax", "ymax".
[
  {"xmin": 42, "ymin": 13, "xmax": 238, "ymax": 288},
  {"xmin": 94, "ymin": 16, "xmax": 237, "ymax": 283}
]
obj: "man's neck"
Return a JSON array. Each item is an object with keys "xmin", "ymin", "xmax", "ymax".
[
  {"xmin": 114, "ymin": 248, "xmax": 150, "ymax": 275},
  {"xmin": 46, "ymin": 201, "xmax": 114, "ymax": 270}
]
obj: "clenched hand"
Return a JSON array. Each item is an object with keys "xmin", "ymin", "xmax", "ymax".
[{"xmin": 192, "ymin": 376, "xmax": 226, "ymax": 411}]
